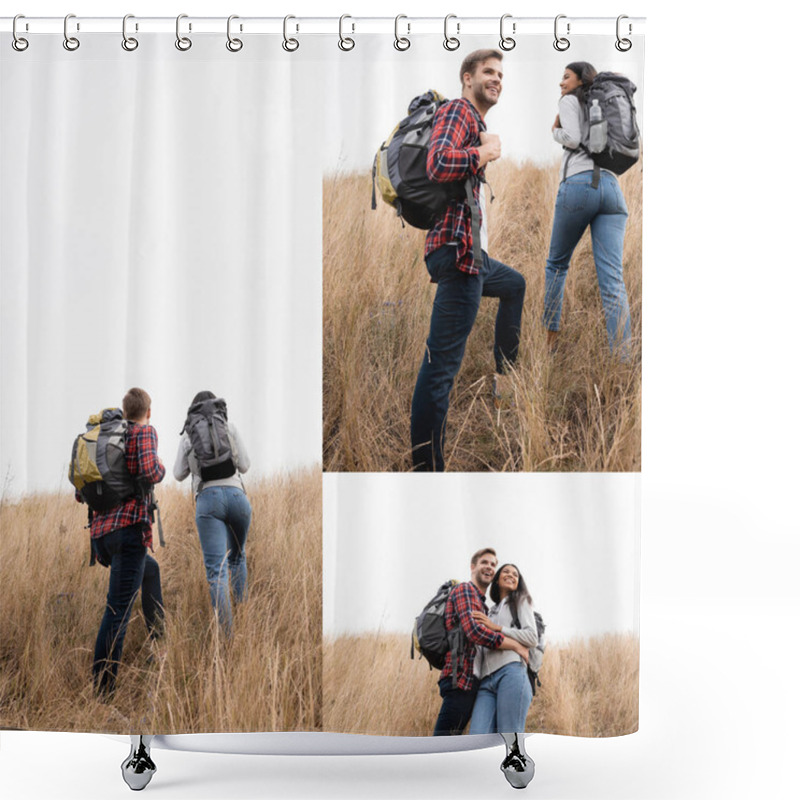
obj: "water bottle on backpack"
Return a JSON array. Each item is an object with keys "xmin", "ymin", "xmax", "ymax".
[{"xmin": 588, "ymin": 98, "xmax": 607, "ymax": 154}]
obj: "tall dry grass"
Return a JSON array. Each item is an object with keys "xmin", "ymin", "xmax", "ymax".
[
  {"xmin": 0, "ymin": 468, "xmax": 322, "ymax": 734},
  {"xmin": 323, "ymin": 631, "xmax": 638, "ymax": 737},
  {"xmin": 323, "ymin": 160, "xmax": 642, "ymax": 471}
]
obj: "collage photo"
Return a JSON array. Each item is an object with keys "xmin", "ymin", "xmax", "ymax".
[{"xmin": 0, "ymin": 20, "xmax": 642, "ymax": 792}]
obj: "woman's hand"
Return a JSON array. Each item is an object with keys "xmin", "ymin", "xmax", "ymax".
[
  {"xmin": 473, "ymin": 611, "xmax": 502, "ymax": 632},
  {"xmin": 552, "ymin": 114, "xmax": 561, "ymax": 131}
]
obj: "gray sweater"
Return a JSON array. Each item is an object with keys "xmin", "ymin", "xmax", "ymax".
[
  {"xmin": 173, "ymin": 423, "xmax": 250, "ymax": 497},
  {"xmin": 552, "ymin": 93, "xmax": 611, "ymax": 181},
  {"xmin": 473, "ymin": 595, "xmax": 539, "ymax": 680}
]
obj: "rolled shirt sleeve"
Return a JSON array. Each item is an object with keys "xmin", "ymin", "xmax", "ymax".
[
  {"xmin": 452, "ymin": 583, "xmax": 505, "ymax": 650},
  {"xmin": 137, "ymin": 427, "xmax": 166, "ymax": 485}
]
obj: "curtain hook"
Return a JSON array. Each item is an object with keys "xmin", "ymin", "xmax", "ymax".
[
  {"xmin": 226, "ymin": 15, "xmax": 243, "ymax": 52},
  {"xmin": 443, "ymin": 14, "xmax": 460, "ymax": 51},
  {"xmin": 176, "ymin": 14, "xmax": 192, "ymax": 51},
  {"xmin": 122, "ymin": 14, "xmax": 139, "ymax": 51},
  {"xmin": 394, "ymin": 15, "xmax": 410, "ymax": 51},
  {"xmin": 499, "ymin": 14, "xmax": 516, "ymax": 51},
  {"xmin": 615, "ymin": 15, "xmax": 632, "ymax": 52},
  {"xmin": 338, "ymin": 14, "xmax": 355, "ymax": 51},
  {"xmin": 12, "ymin": 14, "xmax": 29, "ymax": 51},
  {"xmin": 283, "ymin": 15, "xmax": 299, "ymax": 52},
  {"xmin": 63, "ymin": 13, "xmax": 80, "ymax": 51},
  {"xmin": 553, "ymin": 14, "xmax": 570, "ymax": 52}
]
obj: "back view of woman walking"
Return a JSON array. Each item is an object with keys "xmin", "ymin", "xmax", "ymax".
[
  {"xmin": 174, "ymin": 391, "xmax": 251, "ymax": 636},
  {"xmin": 544, "ymin": 61, "xmax": 633, "ymax": 357}
]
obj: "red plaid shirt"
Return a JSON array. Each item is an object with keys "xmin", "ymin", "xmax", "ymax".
[
  {"xmin": 441, "ymin": 581, "xmax": 504, "ymax": 692},
  {"xmin": 76, "ymin": 423, "xmax": 165, "ymax": 549},
  {"xmin": 424, "ymin": 97, "xmax": 486, "ymax": 276}
]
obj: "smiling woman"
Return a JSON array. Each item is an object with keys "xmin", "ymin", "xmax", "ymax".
[{"xmin": 470, "ymin": 563, "xmax": 538, "ymax": 736}]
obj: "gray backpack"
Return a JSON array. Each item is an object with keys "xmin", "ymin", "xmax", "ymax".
[
  {"xmin": 411, "ymin": 579, "xmax": 469, "ymax": 688},
  {"xmin": 510, "ymin": 603, "xmax": 547, "ymax": 696},
  {"xmin": 181, "ymin": 397, "xmax": 238, "ymax": 482},
  {"xmin": 372, "ymin": 91, "xmax": 486, "ymax": 270},
  {"xmin": 570, "ymin": 72, "xmax": 640, "ymax": 187},
  {"xmin": 69, "ymin": 408, "xmax": 138, "ymax": 512}
]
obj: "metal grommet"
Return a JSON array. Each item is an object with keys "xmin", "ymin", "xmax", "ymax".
[
  {"xmin": 63, "ymin": 13, "xmax": 80, "ymax": 51},
  {"xmin": 282, "ymin": 15, "xmax": 299, "ymax": 52},
  {"xmin": 226, "ymin": 15, "xmax": 243, "ymax": 52},
  {"xmin": 499, "ymin": 13, "xmax": 516, "ymax": 51},
  {"xmin": 443, "ymin": 14, "xmax": 460, "ymax": 51},
  {"xmin": 394, "ymin": 14, "xmax": 410, "ymax": 51},
  {"xmin": 121, "ymin": 14, "xmax": 139, "ymax": 51},
  {"xmin": 615, "ymin": 14, "xmax": 632, "ymax": 52},
  {"xmin": 176, "ymin": 13, "xmax": 192, "ymax": 51},
  {"xmin": 553, "ymin": 14, "xmax": 570, "ymax": 52},
  {"xmin": 338, "ymin": 14, "xmax": 355, "ymax": 51},
  {"xmin": 12, "ymin": 14, "xmax": 29, "ymax": 51}
]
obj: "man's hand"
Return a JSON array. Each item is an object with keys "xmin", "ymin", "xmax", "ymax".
[{"xmin": 478, "ymin": 132, "xmax": 502, "ymax": 167}]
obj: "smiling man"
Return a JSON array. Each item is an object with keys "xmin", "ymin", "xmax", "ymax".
[
  {"xmin": 433, "ymin": 548, "xmax": 530, "ymax": 735},
  {"xmin": 411, "ymin": 49, "xmax": 527, "ymax": 472}
]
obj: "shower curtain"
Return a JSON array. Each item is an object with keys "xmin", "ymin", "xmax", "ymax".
[{"xmin": 0, "ymin": 12, "xmax": 643, "ymax": 784}]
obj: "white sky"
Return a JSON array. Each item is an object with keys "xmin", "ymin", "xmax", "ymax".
[
  {"xmin": 321, "ymin": 33, "xmax": 645, "ymax": 173},
  {"xmin": 324, "ymin": 472, "xmax": 640, "ymax": 643},
  {"xmin": 1, "ymin": 34, "xmax": 325, "ymax": 494}
]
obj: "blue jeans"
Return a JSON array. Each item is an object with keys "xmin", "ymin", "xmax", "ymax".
[
  {"xmin": 433, "ymin": 676, "xmax": 479, "ymax": 736},
  {"xmin": 469, "ymin": 661, "xmax": 533, "ymax": 734},
  {"xmin": 411, "ymin": 245, "xmax": 526, "ymax": 471},
  {"xmin": 544, "ymin": 170, "xmax": 631, "ymax": 355},
  {"xmin": 92, "ymin": 524, "xmax": 164, "ymax": 697},
  {"xmin": 195, "ymin": 486, "xmax": 252, "ymax": 635}
]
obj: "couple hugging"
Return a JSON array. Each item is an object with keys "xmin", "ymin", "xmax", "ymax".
[{"xmin": 434, "ymin": 548, "xmax": 542, "ymax": 736}]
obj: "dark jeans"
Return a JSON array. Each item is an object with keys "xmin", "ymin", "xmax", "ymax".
[
  {"xmin": 92, "ymin": 524, "xmax": 164, "ymax": 697},
  {"xmin": 433, "ymin": 676, "xmax": 479, "ymax": 736},
  {"xmin": 411, "ymin": 245, "xmax": 526, "ymax": 471}
]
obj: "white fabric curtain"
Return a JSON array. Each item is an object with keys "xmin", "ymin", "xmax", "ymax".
[
  {"xmin": 1, "ymin": 14, "xmax": 641, "ymax": 762},
  {"xmin": 1, "ymin": 33, "xmax": 323, "ymax": 492}
]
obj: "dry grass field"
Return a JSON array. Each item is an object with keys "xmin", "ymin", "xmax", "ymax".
[
  {"xmin": 323, "ymin": 631, "xmax": 638, "ymax": 737},
  {"xmin": 323, "ymin": 160, "xmax": 642, "ymax": 472},
  {"xmin": 0, "ymin": 468, "xmax": 322, "ymax": 734}
]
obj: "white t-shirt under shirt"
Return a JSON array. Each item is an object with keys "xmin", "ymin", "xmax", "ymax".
[{"xmin": 479, "ymin": 182, "xmax": 489, "ymax": 256}]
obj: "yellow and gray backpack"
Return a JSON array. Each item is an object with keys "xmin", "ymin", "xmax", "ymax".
[{"xmin": 69, "ymin": 408, "xmax": 137, "ymax": 512}]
